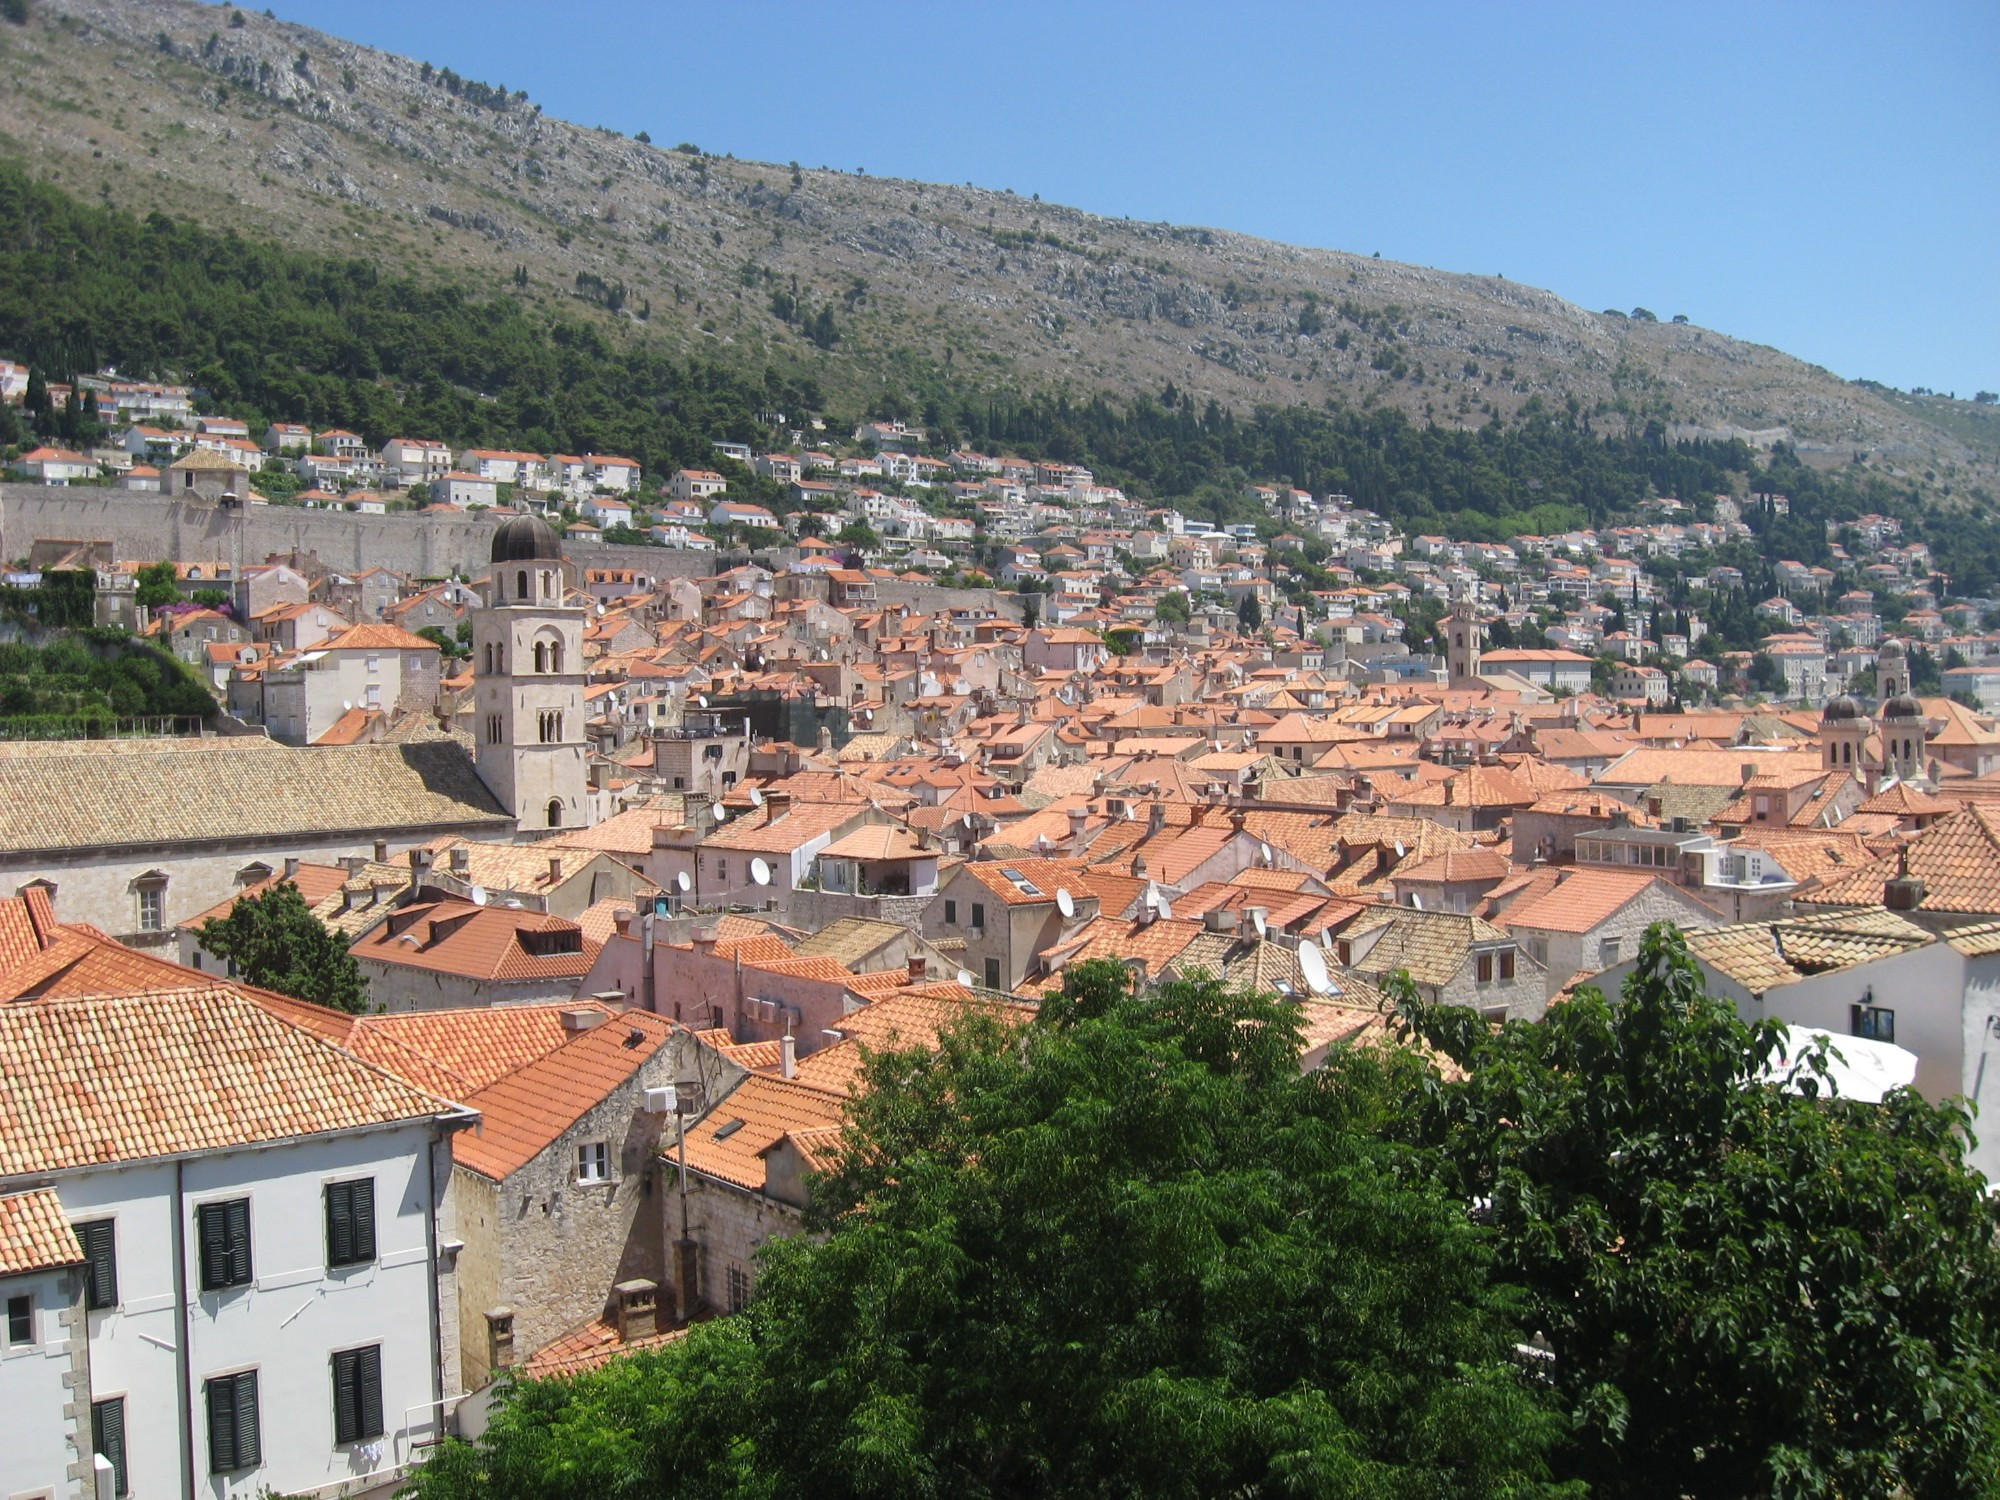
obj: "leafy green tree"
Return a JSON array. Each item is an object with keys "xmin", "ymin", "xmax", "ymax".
[
  {"xmin": 1395, "ymin": 924, "xmax": 2000, "ymax": 1499},
  {"xmin": 133, "ymin": 561, "xmax": 181, "ymax": 610},
  {"xmin": 194, "ymin": 880, "xmax": 370, "ymax": 1014},
  {"xmin": 1235, "ymin": 591, "xmax": 1263, "ymax": 630},
  {"xmin": 407, "ymin": 963, "xmax": 1573, "ymax": 1499},
  {"xmin": 1154, "ymin": 588, "xmax": 1191, "ymax": 624},
  {"xmin": 191, "ymin": 588, "xmax": 229, "ymax": 610}
]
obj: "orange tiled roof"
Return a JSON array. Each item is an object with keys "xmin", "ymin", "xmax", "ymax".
[
  {"xmin": 0, "ymin": 1188, "xmax": 84, "ymax": 1275},
  {"xmin": 453, "ymin": 1011, "xmax": 675, "ymax": 1180},
  {"xmin": 1499, "ymin": 868, "xmax": 1670, "ymax": 935},
  {"xmin": 0, "ymin": 987, "xmax": 457, "ymax": 1177},
  {"xmin": 1800, "ymin": 803, "xmax": 2000, "ymax": 915},
  {"xmin": 794, "ymin": 986, "xmax": 1026, "ymax": 1094},
  {"xmin": 679, "ymin": 1073, "xmax": 847, "ymax": 1192},
  {"xmin": 520, "ymin": 1316, "xmax": 688, "ymax": 1380}
]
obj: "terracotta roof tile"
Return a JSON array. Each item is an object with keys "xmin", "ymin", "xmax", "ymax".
[
  {"xmin": 519, "ymin": 1316, "xmax": 688, "ymax": 1380},
  {"xmin": 679, "ymin": 1073, "xmax": 847, "ymax": 1192},
  {"xmin": 0, "ymin": 987, "xmax": 458, "ymax": 1177},
  {"xmin": 0, "ymin": 1188, "xmax": 84, "ymax": 1275},
  {"xmin": 453, "ymin": 1012, "xmax": 675, "ymax": 1180}
]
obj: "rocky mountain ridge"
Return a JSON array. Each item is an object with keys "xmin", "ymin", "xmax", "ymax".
[{"xmin": 0, "ymin": 0, "xmax": 1992, "ymax": 497}]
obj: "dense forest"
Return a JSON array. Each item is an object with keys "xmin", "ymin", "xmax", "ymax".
[{"xmin": 3, "ymin": 164, "xmax": 1996, "ymax": 586}]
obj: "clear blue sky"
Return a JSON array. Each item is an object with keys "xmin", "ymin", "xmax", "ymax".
[{"xmin": 273, "ymin": 0, "xmax": 1998, "ymax": 397}]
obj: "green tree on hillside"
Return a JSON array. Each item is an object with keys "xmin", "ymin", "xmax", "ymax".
[
  {"xmin": 195, "ymin": 881, "xmax": 370, "ymax": 1014},
  {"xmin": 1396, "ymin": 924, "xmax": 2000, "ymax": 1498},
  {"xmin": 134, "ymin": 561, "xmax": 180, "ymax": 610}
]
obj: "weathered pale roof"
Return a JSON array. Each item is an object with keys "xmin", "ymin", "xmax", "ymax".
[
  {"xmin": 0, "ymin": 739, "xmax": 509, "ymax": 855},
  {"xmin": 1684, "ymin": 908, "xmax": 1933, "ymax": 995}
]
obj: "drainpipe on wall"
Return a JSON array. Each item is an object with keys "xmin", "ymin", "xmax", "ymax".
[{"xmin": 173, "ymin": 1160, "xmax": 194, "ymax": 1500}]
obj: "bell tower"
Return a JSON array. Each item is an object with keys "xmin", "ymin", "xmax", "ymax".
[
  {"xmin": 473, "ymin": 515, "xmax": 590, "ymax": 833},
  {"xmin": 1445, "ymin": 597, "xmax": 1482, "ymax": 685}
]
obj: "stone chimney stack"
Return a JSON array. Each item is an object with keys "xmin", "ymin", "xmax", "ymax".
[
  {"xmin": 780, "ymin": 1030, "xmax": 797, "ymax": 1080},
  {"xmin": 611, "ymin": 1280, "xmax": 659, "ymax": 1343}
]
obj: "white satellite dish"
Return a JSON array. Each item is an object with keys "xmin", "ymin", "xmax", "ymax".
[
  {"xmin": 341, "ymin": 699, "xmax": 353, "ymax": 711},
  {"xmin": 956, "ymin": 968, "xmax": 976, "ymax": 988},
  {"xmin": 1055, "ymin": 888, "xmax": 1075, "ymax": 919},
  {"xmin": 749, "ymin": 857, "xmax": 772, "ymax": 887},
  {"xmin": 1259, "ymin": 841, "xmax": 1273, "ymax": 865},
  {"xmin": 1410, "ymin": 892, "xmax": 1424, "ymax": 910},
  {"xmin": 1251, "ymin": 909, "xmax": 1267, "ymax": 938},
  {"xmin": 596, "ymin": 602, "xmax": 605, "ymax": 615},
  {"xmin": 711, "ymin": 803, "xmax": 728, "ymax": 822},
  {"xmin": 1393, "ymin": 841, "xmax": 1405, "ymax": 858},
  {"xmin": 696, "ymin": 694, "xmax": 709, "ymax": 707},
  {"xmin": 748, "ymin": 787, "xmax": 765, "ymax": 808},
  {"xmin": 675, "ymin": 871, "xmax": 692, "ymax": 893},
  {"xmin": 468, "ymin": 884, "xmax": 488, "ymax": 907},
  {"xmin": 1155, "ymin": 897, "xmax": 1173, "ymax": 920},
  {"xmin": 1297, "ymin": 940, "xmax": 1332, "ymax": 995}
]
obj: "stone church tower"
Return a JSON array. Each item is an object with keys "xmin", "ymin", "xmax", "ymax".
[
  {"xmin": 472, "ymin": 515, "xmax": 589, "ymax": 832},
  {"xmin": 1445, "ymin": 598, "xmax": 1482, "ymax": 685}
]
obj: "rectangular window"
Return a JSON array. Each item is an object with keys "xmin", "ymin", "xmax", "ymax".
[
  {"xmin": 196, "ymin": 1199, "xmax": 253, "ymax": 1292},
  {"xmin": 325, "ymin": 1180, "xmax": 377, "ymax": 1270},
  {"xmin": 1499, "ymin": 949, "xmax": 1516, "ymax": 981},
  {"xmin": 577, "ymin": 1142, "xmax": 611, "ymax": 1184},
  {"xmin": 7, "ymin": 1292, "xmax": 31, "ymax": 1345},
  {"xmin": 79, "ymin": 1220, "xmax": 117, "ymax": 1311},
  {"xmin": 715, "ymin": 860, "xmax": 728, "ymax": 885},
  {"xmin": 1476, "ymin": 952, "xmax": 1494, "ymax": 984},
  {"xmin": 1853, "ymin": 1004, "xmax": 1896, "ymax": 1045},
  {"xmin": 92, "ymin": 1396, "xmax": 128, "ymax": 1497},
  {"xmin": 1599, "ymin": 937, "xmax": 1622, "ymax": 968},
  {"xmin": 205, "ymin": 1371, "xmax": 261, "ymax": 1473},
  {"xmin": 331, "ymin": 1345, "xmax": 384, "ymax": 1445},
  {"xmin": 136, "ymin": 886, "xmax": 164, "ymax": 933},
  {"xmin": 984, "ymin": 957, "xmax": 1001, "ymax": 990},
  {"xmin": 971, "ymin": 902, "xmax": 986, "ymax": 930},
  {"xmin": 726, "ymin": 1264, "xmax": 752, "ymax": 1314},
  {"xmin": 944, "ymin": 899, "xmax": 957, "ymax": 925}
]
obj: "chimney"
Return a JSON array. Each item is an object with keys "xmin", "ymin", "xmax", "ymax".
[
  {"xmin": 283, "ymin": 856, "xmax": 300, "ymax": 880},
  {"xmin": 1205, "ymin": 908, "xmax": 1233, "ymax": 934},
  {"xmin": 1067, "ymin": 807, "xmax": 1088, "ymax": 847},
  {"xmin": 1148, "ymin": 800, "xmax": 1166, "ymax": 835},
  {"xmin": 907, "ymin": 955, "xmax": 927, "ymax": 981},
  {"xmin": 374, "ymin": 839, "xmax": 389, "ymax": 865},
  {"xmin": 486, "ymin": 1308, "xmax": 516, "ymax": 1373},
  {"xmin": 613, "ymin": 909, "xmax": 634, "ymax": 938},
  {"xmin": 780, "ymin": 1030, "xmax": 797, "ymax": 1080},
  {"xmin": 408, "ymin": 847, "xmax": 433, "ymax": 877},
  {"xmin": 450, "ymin": 846, "xmax": 471, "ymax": 873},
  {"xmin": 1885, "ymin": 845, "xmax": 1925, "ymax": 911},
  {"xmin": 548, "ymin": 855, "xmax": 563, "ymax": 885},
  {"xmin": 1740, "ymin": 762, "xmax": 1758, "ymax": 785},
  {"xmin": 344, "ymin": 854, "xmax": 367, "ymax": 877},
  {"xmin": 1239, "ymin": 906, "xmax": 1268, "ymax": 940},
  {"xmin": 611, "ymin": 1280, "xmax": 659, "ymax": 1343},
  {"xmin": 560, "ymin": 1007, "xmax": 607, "ymax": 1034}
]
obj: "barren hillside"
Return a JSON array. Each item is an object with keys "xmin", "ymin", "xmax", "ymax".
[{"xmin": 0, "ymin": 0, "xmax": 1990, "ymax": 497}]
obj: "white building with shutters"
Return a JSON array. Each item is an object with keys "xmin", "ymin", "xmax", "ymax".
[{"xmin": 0, "ymin": 985, "xmax": 474, "ymax": 1500}]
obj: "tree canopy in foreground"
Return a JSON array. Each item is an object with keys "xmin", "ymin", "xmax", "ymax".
[
  {"xmin": 404, "ymin": 931, "xmax": 2000, "ymax": 1499},
  {"xmin": 194, "ymin": 879, "xmax": 370, "ymax": 1014}
]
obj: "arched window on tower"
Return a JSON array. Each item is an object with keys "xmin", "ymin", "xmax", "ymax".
[
  {"xmin": 486, "ymin": 713, "xmax": 502, "ymax": 744},
  {"xmin": 548, "ymin": 639, "xmax": 563, "ymax": 673},
  {"xmin": 547, "ymin": 799, "xmax": 563, "ymax": 828},
  {"xmin": 533, "ymin": 641, "xmax": 547, "ymax": 673},
  {"xmin": 516, "ymin": 569, "xmax": 529, "ymax": 600}
]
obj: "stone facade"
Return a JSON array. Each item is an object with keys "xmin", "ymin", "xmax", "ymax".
[{"xmin": 451, "ymin": 1048, "xmax": 681, "ymax": 1389}]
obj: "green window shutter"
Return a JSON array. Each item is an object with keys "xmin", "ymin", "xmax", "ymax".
[
  {"xmin": 197, "ymin": 1203, "xmax": 228, "ymax": 1290},
  {"xmin": 351, "ymin": 1180, "xmax": 376, "ymax": 1262},
  {"xmin": 226, "ymin": 1199, "xmax": 252, "ymax": 1286},
  {"xmin": 206, "ymin": 1376, "xmax": 238, "ymax": 1472},
  {"xmin": 357, "ymin": 1345, "xmax": 383, "ymax": 1439},
  {"xmin": 326, "ymin": 1184, "xmax": 351, "ymax": 1267},
  {"xmin": 92, "ymin": 1396, "xmax": 128, "ymax": 1496},
  {"xmin": 233, "ymin": 1371, "xmax": 261, "ymax": 1469},
  {"xmin": 79, "ymin": 1220, "xmax": 118, "ymax": 1310},
  {"xmin": 333, "ymin": 1349, "xmax": 360, "ymax": 1443}
]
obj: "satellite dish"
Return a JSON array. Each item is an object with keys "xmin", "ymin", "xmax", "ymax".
[
  {"xmin": 1251, "ymin": 909, "xmax": 1267, "ymax": 938},
  {"xmin": 1410, "ymin": 892, "xmax": 1424, "ymax": 910},
  {"xmin": 1393, "ymin": 841, "xmax": 1405, "ymax": 858},
  {"xmin": 956, "ymin": 968, "xmax": 976, "ymax": 987},
  {"xmin": 342, "ymin": 699, "xmax": 353, "ymax": 712},
  {"xmin": 1259, "ymin": 841, "xmax": 1273, "ymax": 865},
  {"xmin": 1155, "ymin": 897, "xmax": 1173, "ymax": 920},
  {"xmin": 675, "ymin": 871, "xmax": 692, "ymax": 893},
  {"xmin": 711, "ymin": 803, "xmax": 728, "ymax": 822},
  {"xmin": 469, "ymin": 885, "xmax": 488, "ymax": 907},
  {"xmin": 748, "ymin": 787, "xmax": 765, "ymax": 807},
  {"xmin": 750, "ymin": 857, "xmax": 772, "ymax": 887},
  {"xmin": 596, "ymin": 602, "xmax": 605, "ymax": 615},
  {"xmin": 696, "ymin": 694, "xmax": 709, "ymax": 707},
  {"xmin": 1056, "ymin": 888, "xmax": 1075, "ymax": 919},
  {"xmin": 1297, "ymin": 940, "xmax": 1332, "ymax": 995}
]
